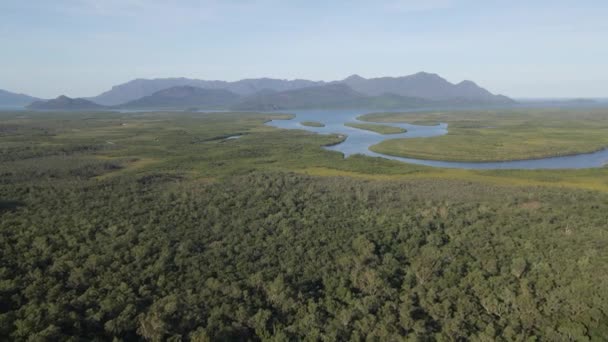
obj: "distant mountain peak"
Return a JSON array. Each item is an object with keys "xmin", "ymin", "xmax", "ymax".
[
  {"xmin": 409, "ymin": 71, "xmax": 444, "ymax": 80},
  {"xmin": 456, "ymin": 80, "xmax": 479, "ymax": 87},
  {"xmin": 338, "ymin": 72, "xmax": 513, "ymax": 104},
  {"xmin": 413, "ymin": 71, "xmax": 435, "ymax": 76},
  {"xmin": 344, "ymin": 74, "xmax": 366, "ymax": 81}
]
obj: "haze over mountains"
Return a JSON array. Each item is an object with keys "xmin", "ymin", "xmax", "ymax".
[
  {"xmin": 341, "ymin": 73, "xmax": 513, "ymax": 104},
  {"xmin": 4, "ymin": 72, "xmax": 516, "ymax": 110},
  {"xmin": 27, "ymin": 96, "xmax": 105, "ymax": 111},
  {"xmin": 0, "ymin": 89, "xmax": 40, "ymax": 107},
  {"xmin": 121, "ymin": 86, "xmax": 241, "ymax": 109},
  {"xmin": 90, "ymin": 78, "xmax": 322, "ymax": 106},
  {"xmin": 87, "ymin": 72, "xmax": 513, "ymax": 108}
]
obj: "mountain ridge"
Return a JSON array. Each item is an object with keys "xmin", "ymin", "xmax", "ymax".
[
  {"xmin": 338, "ymin": 72, "xmax": 513, "ymax": 104},
  {"xmin": 120, "ymin": 86, "xmax": 241, "ymax": 109},
  {"xmin": 26, "ymin": 82, "xmax": 517, "ymax": 111},
  {"xmin": 89, "ymin": 77, "xmax": 324, "ymax": 106},
  {"xmin": 0, "ymin": 89, "xmax": 41, "ymax": 106},
  {"xmin": 87, "ymin": 72, "xmax": 514, "ymax": 106},
  {"xmin": 27, "ymin": 95, "xmax": 106, "ymax": 111},
  {"xmin": 21, "ymin": 72, "xmax": 517, "ymax": 110}
]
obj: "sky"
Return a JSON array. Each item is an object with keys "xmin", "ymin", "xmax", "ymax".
[{"xmin": 1, "ymin": 0, "xmax": 607, "ymax": 99}]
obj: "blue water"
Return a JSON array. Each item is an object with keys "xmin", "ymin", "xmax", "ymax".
[{"xmin": 266, "ymin": 109, "xmax": 608, "ymax": 170}]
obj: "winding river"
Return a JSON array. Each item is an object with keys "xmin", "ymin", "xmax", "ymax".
[{"xmin": 266, "ymin": 109, "xmax": 608, "ymax": 170}]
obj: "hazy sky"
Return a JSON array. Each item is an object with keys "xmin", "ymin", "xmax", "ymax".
[{"xmin": 1, "ymin": 0, "xmax": 607, "ymax": 98}]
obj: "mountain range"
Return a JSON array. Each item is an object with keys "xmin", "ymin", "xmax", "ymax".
[
  {"xmin": 87, "ymin": 72, "xmax": 513, "ymax": 107},
  {"xmin": 120, "ymin": 86, "xmax": 241, "ymax": 109},
  {"xmin": 4, "ymin": 72, "xmax": 516, "ymax": 110},
  {"xmin": 88, "ymin": 77, "xmax": 323, "ymax": 106}
]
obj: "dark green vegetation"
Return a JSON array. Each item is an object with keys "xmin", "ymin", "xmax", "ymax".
[
  {"xmin": 363, "ymin": 108, "xmax": 608, "ymax": 162},
  {"xmin": 301, "ymin": 121, "xmax": 325, "ymax": 127},
  {"xmin": 345, "ymin": 122, "xmax": 406, "ymax": 134},
  {"xmin": 1, "ymin": 111, "xmax": 608, "ymax": 340}
]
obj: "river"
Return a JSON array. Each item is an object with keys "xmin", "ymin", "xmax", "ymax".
[{"xmin": 266, "ymin": 109, "xmax": 608, "ymax": 170}]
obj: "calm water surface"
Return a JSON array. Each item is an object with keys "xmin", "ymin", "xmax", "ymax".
[{"xmin": 266, "ymin": 109, "xmax": 608, "ymax": 170}]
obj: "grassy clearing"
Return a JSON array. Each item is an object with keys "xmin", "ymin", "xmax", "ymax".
[
  {"xmin": 300, "ymin": 121, "xmax": 325, "ymax": 127},
  {"xmin": 362, "ymin": 108, "xmax": 608, "ymax": 162},
  {"xmin": 301, "ymin": 165, "xmax": 608, "ymax": 193},
  {"xmin": 344, "ymin": 122, "xmax": 406, "ymax": 134}
]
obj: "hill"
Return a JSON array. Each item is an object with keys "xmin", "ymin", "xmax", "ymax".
[
  {"xmin": 340, "ymin": 72, "xmax": 514, "ymax": 104},
  {"xmin": 0, "ymin": 89, "xmax": 40, "ymax": 106},
  {"xmin": 120, "ymin": 86, "xmax": 241, "ymax": 109},
  {"xmin": 27, "ymin": 95, "xmax": 107, "ymax": 111}
]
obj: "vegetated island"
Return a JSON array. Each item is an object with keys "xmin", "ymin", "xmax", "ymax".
[
  {"xmin": 345, "ymin": 122, "xmax": 406, "ymax": 134},
  {"xmin": 407, "ymin": 120, "xmax": 442, "ymax": 126},
  {"xmin": 363, "ymin": 109, "xmax": 608, "ymax": 162},
  {"xmin": 301, "ymin": 121, "xmax": 325, "ymax": 127},
  {"xmin": 359, "ymin": 112, "xmax": 443, "ymax": 126}
]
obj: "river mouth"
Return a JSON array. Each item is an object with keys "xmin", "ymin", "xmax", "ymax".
[{"xmin": 265, "ymin": 109, "xmax": 608, "ymax": 170}]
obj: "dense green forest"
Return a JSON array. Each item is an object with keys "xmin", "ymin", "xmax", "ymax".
[{"xmin": 1, "ymin": 111, "xmax": 608, "ymax": 340}]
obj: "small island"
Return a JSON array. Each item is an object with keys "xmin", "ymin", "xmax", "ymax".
[
  {"xmin": 345, "ymin": 122, "xmax": 406, "ymax": 134},
  {"xmin": 408, "ymin": 120, "xmax": 441, "ymax": 126},
  {"xmin": 301, "ymin": 121, "xmax": 325, "ymax": 127}
]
